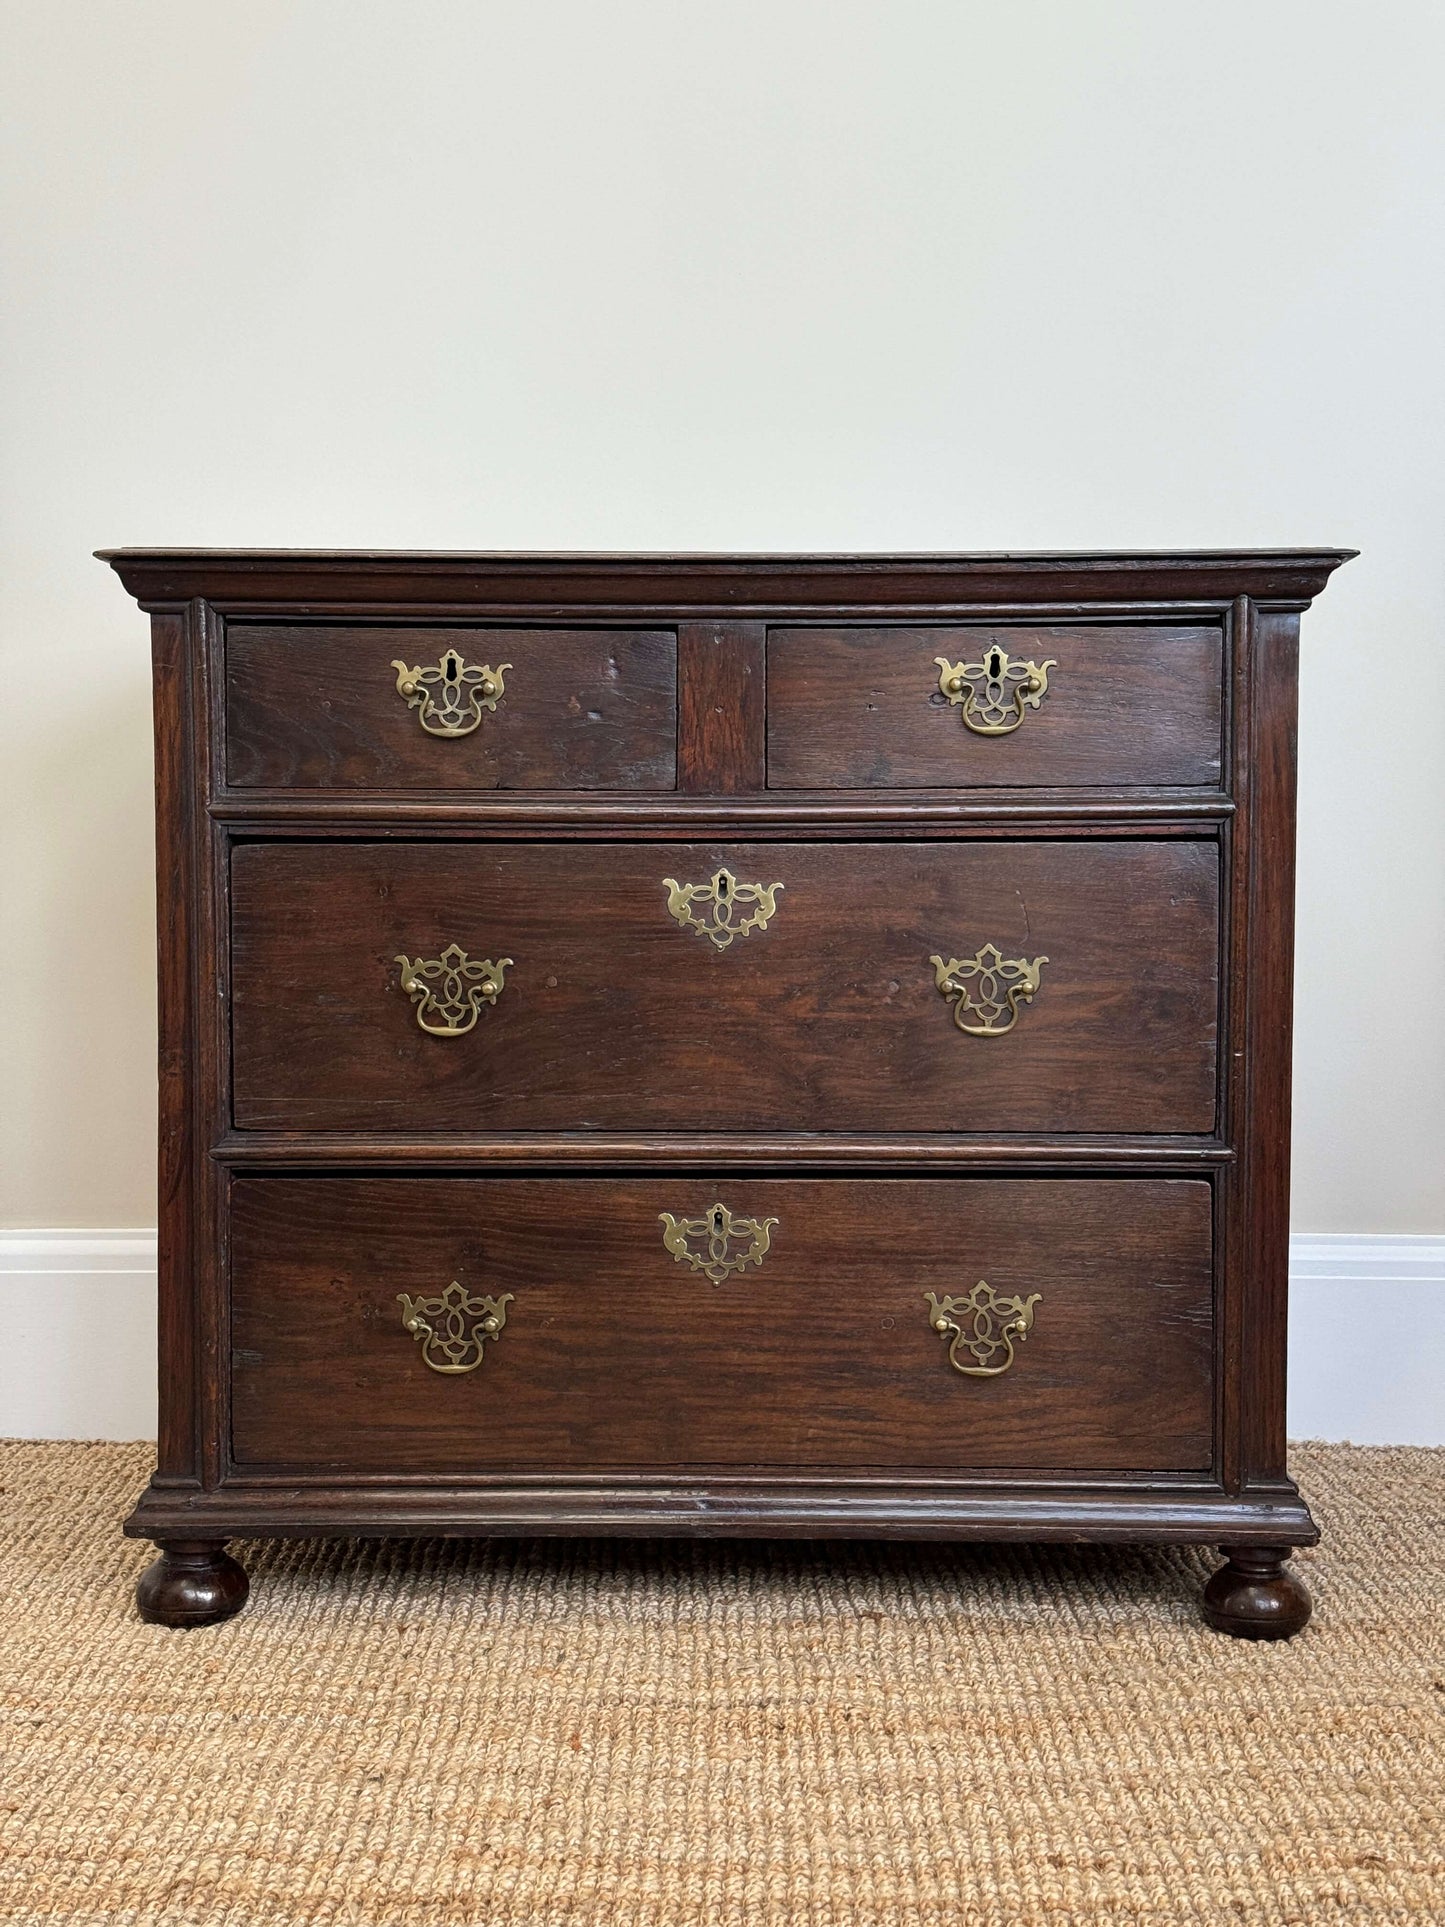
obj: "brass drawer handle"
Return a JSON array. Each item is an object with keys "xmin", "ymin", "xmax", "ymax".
[
  {"xmin": 926, "ymin": 1283, "xmax": 1040, "ymax": 1377},
  {"xmin": 659, "ymin": 1201, "xmax": 779, "ymax": 1285},
  {"xmin": 936, "ymin": 646, "xmax": 1055, "ymax": 735},
  {"xmin": 395, "ymin": 943, "xmax": 512, "ymax": 1036},
  {"xmin": 930, "ymin": 944, "xmax": 1047, "ymax": 1036},
  {"xmin": 663, "ymin": 865, "xmax": 784, "ymax": 950},
  {"xmin": 398, "ymin": 1280, "xmax": 513, "ymax": 1375},
  {"xmin": 392, "ymin": 648, "xmax": 510, "ymax": 736}
]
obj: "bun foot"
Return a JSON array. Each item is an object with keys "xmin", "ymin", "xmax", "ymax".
[
  {"xmin": 136, "ymin": 1539, "xmax": 250, "ymax": 1628},
  {"xmin": 1202, "ymin": 1544, "xmax": 1311, "ymax": 1639}
]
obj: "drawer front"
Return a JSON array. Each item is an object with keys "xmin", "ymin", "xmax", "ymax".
[
  {"xmin": 230, "ymin": 839, "xmax": 1219, "ymax": 1134},
  {"xmin": 766, "ymin": 624, "xmax": 1223, "ymax": 788},
  {"xmin": 225, "ymin": 624, "xmax": 678, "ymax": 789},
  {"xmin": 230, "ymin": 1177, "xmax": 1215, "ymax": 1472}
]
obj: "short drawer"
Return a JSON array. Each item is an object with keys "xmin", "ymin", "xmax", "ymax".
[
  {"xmin": 225, "ymin": 624, "xmax": 678, "ymax": 789},
  {"xmin": 230, "ymin": 838, "xmax": 1220, "ymax": 1134},
  {"xmin": 766, "ymin": 624, "xmax": 1223, "ymax": 788},
  {"xmin": 230, "ymin": 1177, "xmax": 1215, "ymax": 1472}
]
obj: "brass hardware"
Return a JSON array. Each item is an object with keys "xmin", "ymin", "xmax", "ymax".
[
  {"xmin": 395, "ymin": 944, "xmax": 512, "ymax": 1036},
  {"xmin": 391, "ymin": 649, "xmax": 511, "ymax": 736},
  {"xmin": 662, "ymin": 866, "xmax": 784, "ymax": 950},
  {"xmin": 925, "ymin": 1283, "xmax": 1041, "ymax": 1377},
  {"xmin": 935, "ymin": 646, "xmax": 1055, "ymax": 735},
  {"xmin": 659, "ymin": 1201, "xmax": 779, "ymax": 1286},
  {"xmin": 397, "ymin": 1279, "xmax": 513, "ymax": 1375},
  {"xmin": 930, "ymin": 945, "xmax": 1047, "ymax": 1036}
]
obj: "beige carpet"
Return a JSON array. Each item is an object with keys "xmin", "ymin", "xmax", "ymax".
[{"xmin": 1, "ymin": 1442, "xmax": 1441, "ymax": 1926}]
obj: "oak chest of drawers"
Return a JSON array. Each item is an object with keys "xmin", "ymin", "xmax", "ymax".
[{"xmin": 104, "ymin": 547, "xmax": 1352, "ymax": 1636}]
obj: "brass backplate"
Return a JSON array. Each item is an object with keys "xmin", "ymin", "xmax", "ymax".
[
  {"xmin": 935, "ymin": 646, "xmax": 1055, "ymax": 735},
  {"xmin": 925, "ymin": 1283, "xmax": 1041, "ymax": 1377},
  {"xmin": 397, "ymin": 1280, "xmax": 513, "ymax": 1375},
  {"xmin": 930, "ymin": 944, "xmax": 1047, "ymax": 1036},
  {"xmin": 395, "ymin": 944, "xmax": 511, "ymax": 1036},
  {"xmin": 392, "ymin": 649, "xmax": 510, "ymax": 736}
]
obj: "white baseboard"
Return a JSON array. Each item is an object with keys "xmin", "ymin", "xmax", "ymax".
[
  {"xmin": 1285, "ymin": 1235, "xmax": 1444, "ymax": 1445},
  {"xmin": 1, "ymin": 1230, "xmax": 1441, "ymax": 1446},
  {"xmin": 0, "ymin": 1232, "xmax": 158, "ymax": 1439}
]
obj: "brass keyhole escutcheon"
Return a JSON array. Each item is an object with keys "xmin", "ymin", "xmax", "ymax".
[
  {"xmin": 392, "ymin": 650, "xmax": 511, "ymax": 736},
  {"xmin": 935, "ymin": 647, "xmax": 1055, "ymax": 735},
  {"xmin": 662, "ymin": 866, "xmax": 784, "ymax": 950},
  {"xmin": 659, "ymin": 1202, "xmax": 779, "ymax": 1285}
]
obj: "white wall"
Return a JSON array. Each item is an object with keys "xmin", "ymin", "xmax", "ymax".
[{"xmin": 1, "ymin": 2, "xmax": 1442, "ymax": 1435}]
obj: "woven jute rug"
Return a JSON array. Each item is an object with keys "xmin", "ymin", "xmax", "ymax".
[{"xmin": 1, "ymin": 1442, "xmax": 1441, "ymax": 1925}]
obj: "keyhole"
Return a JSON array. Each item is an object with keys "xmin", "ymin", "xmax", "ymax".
[
  {"xmin": 717, "ymin": 874, "xmax": 732, "ymax": 901},
  {"xmin": 444, "ymin": 652, "xmax": 460, "ymax": 682},
  {"xmin": 988, "ymin": 649, "xmax": 1002, "ymax": 678}
]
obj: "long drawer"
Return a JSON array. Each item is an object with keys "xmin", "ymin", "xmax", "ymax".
[
  {"xmin": 230, "ymin": 839, "xmax": 1220, "ymax": 1133},
  {"xmin": 230, "ymin": 1177, "xmax": 1216, "ymax": 1473}
]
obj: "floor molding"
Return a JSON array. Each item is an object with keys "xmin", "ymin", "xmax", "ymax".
[
  {"xmin": 1286, "ymin": 1234, "xmax": 1444, "ymax": 1446},
  {"xmin": 1, "ymin": 1230, "xmax": 1440, "ymax": 1445},
  {"xmin": 1, "ymin": 1231, "xmax": 159, "ymax": 1439},
  {"xmin": 1, "ymin": 1230, "xmax": 158, "ymax": 1274}
]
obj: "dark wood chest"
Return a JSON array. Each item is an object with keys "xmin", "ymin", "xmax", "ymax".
[{"xmin": 104, "ymin": 548, "xmax": 1352, "ymax": 1635}]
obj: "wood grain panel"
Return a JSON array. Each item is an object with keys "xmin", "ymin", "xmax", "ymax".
[
  {"xmin": 225, "ymin": 625, "xmax": 677, "ymax": 790},
  {"xmin": 766, "ymin": 625, "xmax": 1223, "ymax": 788},
  {"xmin": 677, "ymin": 622, "xmax": 765, "ymax": 793},
  {"xmin": 230, "ymin": 1177, "xmax": 1215, "ymax": 1472},
  {"xmin": 229, "ymin": 838, "xmax": 1220, "ymax": 1134}
]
